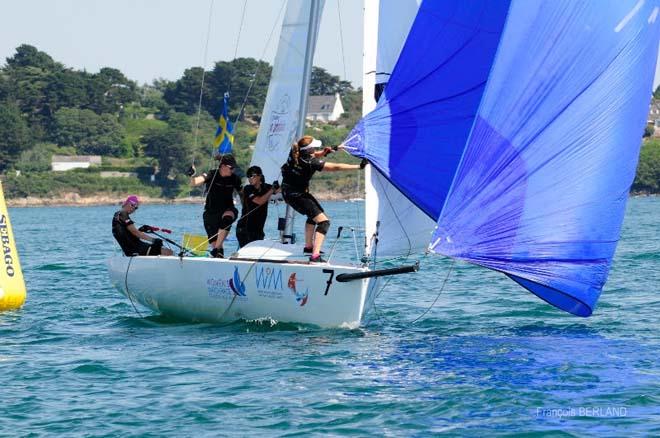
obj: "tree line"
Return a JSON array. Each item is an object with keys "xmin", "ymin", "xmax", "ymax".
[
  {"xmin": 0, "ymin": 44, "xmax": 361, "ymax": 198},
  {"xmin": 0, "ymin": 44, "xmax": 658, "ymax": 197}
]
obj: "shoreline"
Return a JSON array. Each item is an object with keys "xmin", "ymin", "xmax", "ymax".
[
  {"xmin": 5, "ymin": 191, "xmax": 363, "ymax": 207},
  {"xmin": 6, "ymin": 191, "xmax": 656, "ymax": 208}
]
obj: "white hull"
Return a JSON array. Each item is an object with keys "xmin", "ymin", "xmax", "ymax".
[{"xmin": 107, "ymin": 242, "xmax": 379, "ymax": 328}]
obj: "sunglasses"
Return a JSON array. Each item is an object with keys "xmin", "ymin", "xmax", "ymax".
[{"xmin": 131, "ymin": 204, "xmax": 139, "ymax": 210}]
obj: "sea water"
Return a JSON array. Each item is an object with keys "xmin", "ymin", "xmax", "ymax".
[{"xmin": 1, "ymin": 198, "xmax": 659, "ymax": 436}]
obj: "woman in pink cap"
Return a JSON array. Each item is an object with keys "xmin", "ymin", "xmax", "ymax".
[{"xmin": 111, "ymin": 195, "xmax": 173, "ymax": 256}]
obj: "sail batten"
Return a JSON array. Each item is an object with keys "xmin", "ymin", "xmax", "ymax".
[{"xmin": 349, "ymin": 0, "xmax": 660, "ymax": 315}]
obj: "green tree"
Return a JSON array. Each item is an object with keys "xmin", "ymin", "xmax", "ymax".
[
  {"xmin": 0, "ymin": 101, "xmax": 32, "ymax": 172},
  {"xmin": 13, "ymin": 142, "xmax": 60, "ymax": 172},
  {"xmin": 87, "ymin": 67, "xmax": 139, "ymax": 114},
  {"xmin": 138, "ymin": 83, "xmax": 169, "ymax": 116},
  {"xmin": 0, "ymin": 72, "xmax": 9, "ymax": 101},
  {"xmin": 5, "ymin": 44, "xmax": 59, "ymax": 70},
  {"xmin": 52, "ymin": 107, "xmax": 125, "ymax": 156},
  {"xmin": 44, "ymin": 69, "xmax": 91, "ymax": 115},
  {"xmin": 633, "ymin": 139, "xmax": 660, "ymax": 193},
  {"xmin": 4, "ymin": 64, "xmax": 52, "ymax": 136},
  {"xmin": 309, "ymin": 66, "xmax": 353, "ymax": 96},
  {"xmin": 644, "ymin": 124, "xmax": 655, "ymax": 138},
  {"xmin": 142, "ymin": 126, "xmax": 192, "ymax": 181},
  {"xmin": 654, "ymin": 85, "xmax": 660, "ymax": 100},
  {"xmin": 336, "ymin": 88, "xmax": 362, "ymax": 127},
  {"xmin": 207, "ymin": 58, "xmax": 271, "ymax": 120},
  {"xmin": 162, "ymin": 67, "xmax": 211, "ymax": 115}
]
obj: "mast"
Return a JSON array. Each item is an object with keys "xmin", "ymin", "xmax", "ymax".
[
  {"xmin": 282, "ymin": 0, "xmax": 323, "ymax": 244},
  {"xmin": 362, "ymin": 0, "xmax": 379, "ymax": 256}
]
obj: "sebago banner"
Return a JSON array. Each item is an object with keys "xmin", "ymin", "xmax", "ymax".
[{"xmin": 0, "ymin": 180, "xmax": 26, "ymax": 311}]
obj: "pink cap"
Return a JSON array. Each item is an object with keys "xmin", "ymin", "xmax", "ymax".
[{"xmin": 124, "ymin": 195, "xmax": 139, "ymax": 206}]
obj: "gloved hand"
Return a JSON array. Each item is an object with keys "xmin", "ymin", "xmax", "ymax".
[
  {"xmin": 272, "ymin": 180, "xmax": 280, "ymax": 191},
  {"xmin": 359, "ymin": 158, "xmax": 369, "ymax": 169},
  {"xmin": 186, "ymin": 165, "xmax": 196, "ymax": 177},
  {"xmin": 322, "ymin": 146, "xmax": 333, "ymax": 157},
  {"xmin": 331, "ymin": 144, "xmax": 340, "ymax": 151},
  {"xmin": 139, "ymin": 224, "xmax": 154, "ymax": 233},
  {"xmin": 152, "ymin": 238, "xmax": 163, "ymax": 247}
]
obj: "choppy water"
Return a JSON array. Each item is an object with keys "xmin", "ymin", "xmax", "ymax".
[{"xmin": 1, "ymin": 198, "xmax": 659, "ymax": 436}]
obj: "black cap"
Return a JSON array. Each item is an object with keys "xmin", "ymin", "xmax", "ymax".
[{"xmin": 216, "ymin": 154, "xmax": 236, "ymax": 168}]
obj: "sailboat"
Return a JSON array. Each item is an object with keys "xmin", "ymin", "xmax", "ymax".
[
  {"xmin": 108, "ymin": 0, "xmax": 397, "ymax": 328},
  {"xmin": 0, "ymin": 180, "xmax": 27, "ymax": 311},
  {"xmin": 108, "ymin": 0, "xmax": 659, "ymax": 326}
]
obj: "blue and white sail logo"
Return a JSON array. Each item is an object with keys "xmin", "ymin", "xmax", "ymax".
[
  {"xmin": 229, "ymin": 266, "xmax": 246, "ymax": 296},
  {"xmin": 207, "ymin": 266, "xmax": 246, "ymax": 299}
]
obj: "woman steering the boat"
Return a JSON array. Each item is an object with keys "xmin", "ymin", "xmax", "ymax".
[
  {"xmin": 281, "ymin": 135, "xmax": 367, "ymax": 263},
  {"xmin": 189, "ymin": 154, "xmax": 242, "ymax": 258}
]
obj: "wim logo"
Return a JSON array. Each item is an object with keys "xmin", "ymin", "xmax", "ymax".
[{"xmin": 255, "ymin": 267, "xmax": 283, "ymax": 290}]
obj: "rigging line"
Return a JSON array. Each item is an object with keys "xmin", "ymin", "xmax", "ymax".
[
  {"xmin": 225, "ymin": 0, "xmax": 248, "ymax": 97},
  {"xmin": 336, "ymin": 0, "xmax": 348, "ymax": 81},
  {"xmin": 233, "ymin": 0, "xmax": 248, "ymax": 62},
  {"xmin": 233, "ymin": 0, "xmax": 287, "ymax": 125},
  {"xmin": 191, "ymin": 0, "xmax": 216, "ymax": 167},
  {"xmin": 335, "ymin": 2, "xmax": 361, "ymax": 237},
  {"xmin": 374, "ymin": 172, "xmax": 414, "ymax": 258},
  {"xmin": 410, "ymin": 259, "xmax": 455, "ymax": 324},
  {"xmin": 208, "ymin": 240, "xmax": 277, "ymax": 326},
  {"xmin": 124, "ymin": 256, "xmax": 144, "ymax": 318}
]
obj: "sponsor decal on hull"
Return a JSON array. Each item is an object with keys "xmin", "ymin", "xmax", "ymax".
[
  {"xmin": 255, "ymin": 266, "xmax": 284, "ymax": 299},
  {"xmin": 287, "ymin": 273, "xmax": 309, "ymax": 306},
  {"xmin": 207, "ymin": 266, "xmax": 247, "ymax": 300}
]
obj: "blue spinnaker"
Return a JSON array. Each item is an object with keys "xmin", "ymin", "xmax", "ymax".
[
  {"xmin": 346, "ymin": 0, "xmax": 660, "ymax": 316},
  {"xmin": 346, "ymin": 1, "xmax": 511, "ymax": 218}
]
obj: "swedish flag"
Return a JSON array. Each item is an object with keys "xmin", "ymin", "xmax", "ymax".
[{"xmin": 214, "ymin": 92, "xmax": 234, "ymax": 154}]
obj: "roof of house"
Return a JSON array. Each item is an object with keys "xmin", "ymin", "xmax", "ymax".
[
  {"xmin": 307, "ymin": 94, "xmax": 339, "ymax": 114},
  {"xmin": 51, "ymin": 155, "xmax": 102, "ymax": 163}
]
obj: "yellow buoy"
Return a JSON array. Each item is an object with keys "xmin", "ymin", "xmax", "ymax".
[{"xmin": 0, "ymin": 180, "xmax": 26, "ymax": 311}]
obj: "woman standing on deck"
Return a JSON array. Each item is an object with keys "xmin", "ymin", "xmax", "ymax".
[{"xmin": 281, "ymin": 135, "xmax": 367, "ymax": 263}]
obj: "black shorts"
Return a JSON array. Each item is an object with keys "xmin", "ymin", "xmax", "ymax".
[
  {"xmin": 130, "ymin": 240, "xmax": 162, "ymax": 256},
  {"xmin": 236, "ymin": 227, "xmax": 265, "ymax": 248},
  {"xmin": 283, "ymin": 191, "xmax": 324, "ymax": 220},
  {"xmin": 203, "ymin": 207, "xmax": 239, "ymax": 242}
]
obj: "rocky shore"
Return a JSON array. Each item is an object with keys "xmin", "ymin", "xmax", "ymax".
[{"xmin": 6, "ymin": 191, "xmax": 360, "ymax": 207}]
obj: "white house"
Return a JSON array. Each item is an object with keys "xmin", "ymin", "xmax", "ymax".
[
  {"xmin": 648, "ymin": 99, "xmax": 660, "ymax": 137},
  {"xmin": 306, "ymin": 93, "xmax": 344, "ymax": 123},
  {"xmin": 51, "ymin": 155, "xmax": 102, "ymax": 172}
]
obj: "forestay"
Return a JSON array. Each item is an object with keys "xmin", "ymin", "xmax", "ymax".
[
  {"xmin": 361, "ymin": 0, "xmax": 435, "ymax": 257},
  {"xmin": 347, "ymin": 0, "xmax": 660, "ymax": 316}
]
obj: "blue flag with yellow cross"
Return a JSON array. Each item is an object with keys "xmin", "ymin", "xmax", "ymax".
[{"xmin": 214, "ymin": 92, "xmax": 234, "ymax": 154}]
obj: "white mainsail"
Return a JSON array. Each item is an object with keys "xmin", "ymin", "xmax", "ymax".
[
  {"xmin": 251, "ymin": 0, "xmax": 325, "ymax": 183},
  {"xmin": 363, "ymin": 0, "xmax": 435, "ymax": 257}
]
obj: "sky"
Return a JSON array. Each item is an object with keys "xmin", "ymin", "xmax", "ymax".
[
  {"xmin": 0, "ymin": 0, "xmax": 364, "ymax": 86},
  {"xmin": 1, "ymin": 1, "xmax": 659, "ymax": 89}
]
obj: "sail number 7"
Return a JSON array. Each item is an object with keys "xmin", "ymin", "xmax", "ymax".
[{"xmin": 322, "ymin": 269, "xmax": 334, "ymax": 296}]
